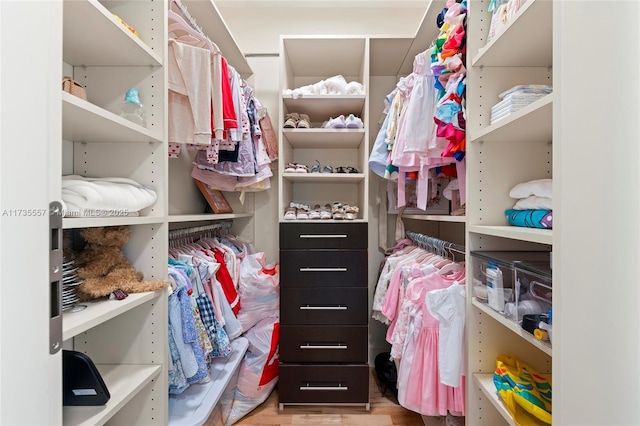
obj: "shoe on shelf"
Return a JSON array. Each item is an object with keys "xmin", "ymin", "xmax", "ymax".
[
  {"xmin": 283, "ymin": 206, "xmax": 297, "ymax": 220},
  {"xmin": 296, "ymin": 209, "xmax": 309, "ymax": 220},
  {"xmin": 322, "ymin": 165, "xmax": 333, "ymax": 173},
  {"xmin": 297, "ymin": 113, "xmax": 310, "ymax": 128},
  {"xmin": 308, "ymin": 204, "xmax": 322, "ymax": 220},
  {"xmin": 284, "ymin": 163, "xmax": 308, "ymax": 173},
  {"xmin": 331, "ymin": 202, "xmax": 345, "ymax": 220},
  {"xmin": 320, "ymin": 204, "xmax": 332, "ymax": 220},
  {"xmin": 344, "ymin": 114, "xmax": 363, "ymax": 129},
  {"xmin": 343, "ymin": 204, "xmax": 360, "ymax": 220},
  {"xmin": 310, "ymin": 160, "xmax": 321, "ymax": 173},
  {"xmin": 322, "ymin": 115, "xmax": 346, "ymax": 129},
  {"xmin": 284, "ymin": 112, "xmax": 299, "ymax": 128}
]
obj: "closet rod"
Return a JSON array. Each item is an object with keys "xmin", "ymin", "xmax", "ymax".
[
  {"xmin": 170, "ymin": 0, "xmax": 207, "ymax": 38},
  {"xmin": 405, "ymin": 230, "xmax": 465, "ymax": 256},
  {"xmin": 168, "ymin": 220, "xmax": 233, "ymax": 241}
]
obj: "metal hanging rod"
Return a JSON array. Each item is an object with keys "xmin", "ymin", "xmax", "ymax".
[
  {"xmin": 405, "ymin": 230, "xmax": 465, "ymax": 256},
  {"xmin": 168, "ymin": 220, "xmax": 233, "ymax": 241}
]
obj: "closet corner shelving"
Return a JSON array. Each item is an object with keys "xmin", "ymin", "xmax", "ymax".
[
  {"xmin": 278, "ymin": 36, "xmax": 370, "ymax": 222},
  {"xmin": 466, "ymin": 0, "xmax": 553, "ymax": 424},
  {"xmin": 60, "ymin": 0, "xmax": 168, "ymax": 424}
]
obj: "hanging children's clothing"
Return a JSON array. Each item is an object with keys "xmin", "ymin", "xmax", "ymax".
[{"xmin": 372, "ymin": 232, "xmax": 467, "ymax": 418}]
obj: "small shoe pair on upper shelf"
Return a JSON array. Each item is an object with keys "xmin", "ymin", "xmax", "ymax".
[
  {"xmin": 322, "ymin": 114, "xmax": 363, "ymax": 129},
  {"xmin": 284, "ymin": 112, "xmax": 310, "ymax": 129}
]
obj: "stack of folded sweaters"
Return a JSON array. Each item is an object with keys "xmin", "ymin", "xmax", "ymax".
[{"xmin": 490, "ymin": 85, "xmax": 553, "ymax": 124}]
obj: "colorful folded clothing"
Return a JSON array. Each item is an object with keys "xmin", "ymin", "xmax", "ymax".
[{"xmin": 505, "ymin": 209, "xmax": 552, "ymax": 229}]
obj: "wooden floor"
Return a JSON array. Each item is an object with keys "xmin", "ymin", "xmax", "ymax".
[{"xmin": 217, "ymin": 369, "xmax": 426, "ymax": 425}]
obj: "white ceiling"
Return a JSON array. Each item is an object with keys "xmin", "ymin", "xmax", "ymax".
[{"xmin": 216, "ymin": 0, "xmax": 429, "ymax": 8}]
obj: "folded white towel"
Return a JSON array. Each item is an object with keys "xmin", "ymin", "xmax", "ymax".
[
  {"xmin": 61, "ymin": 175, "xmax": 157, "ymax": 217},
  {"xmin": 509, "ymin": 178, "xmax": 553, "ymax": 199},
  {"xmin": 345, "ymin": 81, "xmax": 365, "ymax": 95},
  {"xmin": 323, "ymin": 75, "xmax": 347, "ymax": 95}
]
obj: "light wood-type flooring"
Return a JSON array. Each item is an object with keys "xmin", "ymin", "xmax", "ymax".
[{"xmin": 209, "ymin": 369, "xmax": 426, "ymax": 425}]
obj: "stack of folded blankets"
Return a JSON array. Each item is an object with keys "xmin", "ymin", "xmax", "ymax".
[
  {"xmin": 505, "ymin": 178, "xmax": 552, "ymax": 229},
  {"xmin": 61, "ymin": 175, "xmax": 157, "ymax": 217},
  {"xmin": 490, "ymin": 85, "xmax": 553, "ymax": 124},
  {"xmin": 283, "ymin": 75, "xmax": 365, "ymax": 99}
]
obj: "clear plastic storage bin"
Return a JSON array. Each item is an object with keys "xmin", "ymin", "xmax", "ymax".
[
  {"xmin": 470, "ymin": 251, "xmax": 550, "ymax": 319},
  {"xmin": 512, "ymin": 261, "xmax": 552, "ymax": 324}
]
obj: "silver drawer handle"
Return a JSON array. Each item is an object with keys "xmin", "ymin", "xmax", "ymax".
[
  {"xmin": 299, "ymin": 305, "xmax": 347, "ymax": 311},
  {"xmin": 299, "ymin": 234, "xmax": 348, "ymax": 239},
  {"xmin": 300, "ymin": 385, "xmax": 348, "ymax": 391},
  {"xmin": 299, "ymin": 344, "xmax": 347, "ymax": 350},
  {"xmin": 299, "ymin": 267, "xmax": 347, "ymax": 272}
]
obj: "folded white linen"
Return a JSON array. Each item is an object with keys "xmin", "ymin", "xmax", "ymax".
[
  {"xmin": 512, "ymin": 196, "xmax": 553, "ymax": 210},
  {"xmin": 345, "ymin": 81, "xmax": 365, "ymax": 95},
  {"xmin": 61, "ymin": 175, "xmax": 157, "ymax": 216},
  {"xmin": 509, "ymin": 178, "xmax": 553, "ymax": 199}
]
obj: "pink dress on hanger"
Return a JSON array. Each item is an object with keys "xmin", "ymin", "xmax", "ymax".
[{"xmin": 396, "ymin": 269, "xmax": 466, "ymax": 416}]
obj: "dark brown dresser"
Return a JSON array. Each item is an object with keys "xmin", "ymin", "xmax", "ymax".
[{"xmin": 278, "ymin": 222, "xmax": 370, "ymax": 410}]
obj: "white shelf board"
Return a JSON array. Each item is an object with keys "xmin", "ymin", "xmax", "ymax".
[
  {"xmin": 62, "ymin": 92, "xmax": 164, "ymax": 143},
  {"xmin": 168, "ymin": 213, "xmax": 253, "ymax": 223},
  {"xmin": 472, "ymin": 298, "xmax": 552, "ymax": 356},
  {"xmin": 280, "ymin": 219, "xmax": 368, "ymax": 224},
  {"xmin": 473, "ymin": 374, "xmax": 517, "ymax": 426},
  {"xmin": 468, "ymin": 225, "xmax": 552, "ymax": 245},
  {"xmin": 180, "ymin": 0, "xmax": 252, "ymax": 78},
  {"xmin": 62, "ymin": 215, "xmax": 164, "ymax": 229},
  {"xmin": 63, "ymin": 364, "xmax": 161, "ymax": 426},
  {"xmin": 63, "ymin": 0, "xmax": 162, "ymax": 66},
  {"xmin": 283, "ymin": 129, "xmax": 365, "ymax": 149},
  {"xmin": 471, "ymin": 0, "xmax": 552, "ymax": 67},
  {"xmin": 282, "ymin": 96, "xmax": 366, "ymax": 121},
  {"xmin": 283, "ymin": 173, "xmax": 365, "ymax": 184},
  {"xmin": 469, "ymin": 94, "xmax": 553, "ymax": 144},
  {"xmin": 397, "ymin": 0, "xmax": 447, "ymax": 76},
  {"xmin": 63, "ymin": 291, "xmax": 161, "ymax": 340},
  {"xmin": 168, "ymin": 337, "xmax": 249, "ymax": 426},
  {"xmin": 401, "ymin": 214, "xmax": 466, "ymax": 223}
]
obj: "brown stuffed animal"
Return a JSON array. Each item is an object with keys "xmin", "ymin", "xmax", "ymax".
[{"xmin": 75, "ymin": 226, "xmax": 166, "ymax": 300}]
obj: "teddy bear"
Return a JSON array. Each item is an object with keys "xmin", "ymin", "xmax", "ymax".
[{"xmin": 74, "ymin": 225, "xmax": 167, "ymax": 300}]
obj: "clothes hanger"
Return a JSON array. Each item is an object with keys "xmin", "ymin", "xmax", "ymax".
[{"xmin": 168, "ymin": 10, "xmax": 217, "ymax": 52}]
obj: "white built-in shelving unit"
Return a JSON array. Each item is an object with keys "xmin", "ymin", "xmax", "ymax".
[
  {"xmin": 466, "ymin": 0, "xmax": 553, "ymax": 424},
  {"xmin": 0, "ymin": 0, "xmax": 255, "ymax": 424}
]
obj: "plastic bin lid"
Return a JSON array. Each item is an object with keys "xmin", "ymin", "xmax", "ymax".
[
  {"xmin": 515, "ymin": 260, "xmax": 552, "ymax": 278},
  {"xmin": 470, "ymin": 251, "xmax": 550, "ymax": 268}
]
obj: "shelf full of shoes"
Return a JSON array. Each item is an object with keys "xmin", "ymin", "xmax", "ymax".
[{"xmin": 278, "ymin": 36, "xmax": 370, "ymax": 223}]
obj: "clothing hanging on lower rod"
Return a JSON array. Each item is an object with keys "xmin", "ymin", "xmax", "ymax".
[{"xmin": 372, "ymin": 229, "xmax": 467, "ymax": 418}]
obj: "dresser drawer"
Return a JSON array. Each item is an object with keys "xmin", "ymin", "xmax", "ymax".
[
  {"xmin": 278, "ymin": 364, "xmax": 369, "ymax": 404},
  {"xmin": 280, "ymin": 287, "xmax": 368, "ymax": 325},
  {"xmin": 279, "ymin": 250, "xmax": 367, "ymax": 287},
  {"xmin": 279, "ymin": 325, "xmax": 368, "ymax": 363},
  {"xmin": 280, "ymin": 222, "xmax": 367, "ymax": 249}
]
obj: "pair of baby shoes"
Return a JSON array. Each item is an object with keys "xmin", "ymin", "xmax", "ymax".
[{"xmin": 284, "ymin": 112, "xmax": 310, "ymax": 128}]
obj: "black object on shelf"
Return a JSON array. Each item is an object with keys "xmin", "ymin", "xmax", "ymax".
[{"xmin": 62, "ymin": 350, "xmax": 110, "ymax": 406}]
